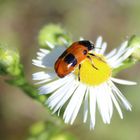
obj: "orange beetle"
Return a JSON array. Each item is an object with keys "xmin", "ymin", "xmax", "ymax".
[{"xmin": 54, "ymin": 40, "xmax": 95, "ymax": 80}]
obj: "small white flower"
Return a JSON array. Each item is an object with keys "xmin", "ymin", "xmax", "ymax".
[{"xmin": 32, "ymin": 36, "xmax": 136, "ymax": 129}]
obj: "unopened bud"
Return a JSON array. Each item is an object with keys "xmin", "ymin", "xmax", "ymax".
[
  {"xmin": 0, "ymin": 43, "xmax": 22, "ymax": 76},
  {"xmin": 38, "ymin": 24, "xmax": 72, "ymax": 49},
  {"xmin": 128, "ymin": 35, "xmax": 140, "ymax": 61}
]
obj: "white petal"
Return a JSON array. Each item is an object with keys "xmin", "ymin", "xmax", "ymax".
[
  {"xmin": 107, "ymin": 44, "xmax": 128, "ymax": 65},
  {"xmin": 70, "ymin": 86, "xmax": 86, "ymax": 124},
  {"xmin": 37, "ymin": 52, "xmax": 46, "ymax": 58},
  {"xmin": 37, "ymin": 56, "xmax": 43, "ymax": 60},
  {"xmin": 50, "ymin": 81, "xmax": 79, "ymax": 115},
  {"xmin": 109, "ymin": 87, "xmax": 123, "ymax": 119},
  {"xmin": 35, "ymin": 79, "xmax": 53, "ymax": 85},
  {"xmin": 35, "ymin": 49, "xmax": 50, "ymax": 61},
  {"xmin": 111, "ymin": 77, "xmax": 137, "ymax": 85},
  {"xmin": 39, "ymin": 48, "xmax": 50, "ymax": 54},
  {"xmin": 107, "ymin": 45, "xmax": 133, "ymax": 68},
  {"xmin": 119, "ymin": 47, "xmax": 134, "ymax": 61},
  {"xmin": 63, "ymin": 84, "xmax": 86, "ymax": 124},
  {"xmin": 83, "ymin": 88, "xmax": 89, "ymax": 123},
  {"xmin": 111, "ymin": 82, "xmax": 132, "ymax": 111},
  {"xmin": 104, "ymin": 83, "xmax": 113, "ymax": 119},
  {"xmin": 32, "ymin": 71, "xmax": 56, "ymax": 80},
  {"xmin": 110, "ymin": 48, "xmax": 134, "ymax": 68},
  {"xmin": 106, "ymin": 48, "xmax": 117, "ymax": 59},
  {"xmin": 96, "ymin": 85, "xmax": 111, "ymax": 124},
  {"xmin": 59, "ymin": 38, "xmax": 69, "ymax": 46},
  {"xmin": 32, "ymin": 59, "xmax": 46, "ymax": 68},
  {"xmin": 95, "ymin": 36, "xmax": 103, "ymax": 53},
  {"xmin": 117, "ymin": 41, "xmax": 128, "ymax": 53},
  {"xmin": 89, "ymin": 87, "xmax": 96, "ymax": 129},
  {"xmin": 107, "ymin": 48, "xmax": 127, "ymax": 63},
  {"xmin": 99, "ymin": 42, "xmax": 107, "ymax": 54},
  {"xmin": 47, "ymin": 77, "xmax": 75, "ymax": 110},
  {"xmin": 46, "ymin": 41, "xmax": 55, "ymax": 49},
  {"xmin": 39, "ymin": 75, "xmax": 74, "ymax": 94}
]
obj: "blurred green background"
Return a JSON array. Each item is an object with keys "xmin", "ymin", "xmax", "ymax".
[{"xmin": 0, "ymin": 0, "xmax": 140, "ymax": 140}]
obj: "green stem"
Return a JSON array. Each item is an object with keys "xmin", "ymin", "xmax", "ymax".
[{"xmin": 6, "ymin": 75, "xmax": 46, "ymax": 104}]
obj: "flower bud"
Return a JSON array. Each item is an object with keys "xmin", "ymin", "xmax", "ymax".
[
  {"xmin": 38, "ymin": 24, "xmax": 72, "ymax": 49},
  {"xmin": 128, "ymin": 35, "xmax": 140, "ymax": 61},
  {"xmin": 0, "ymin": 43, "xmax": 22, "ymax": 76}
]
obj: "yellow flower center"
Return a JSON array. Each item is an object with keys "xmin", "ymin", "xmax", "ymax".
[{"xmin": 74, "ymin": 54, "xmax": 112, "ymax": 86}]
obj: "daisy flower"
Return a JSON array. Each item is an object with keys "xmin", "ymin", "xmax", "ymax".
[{"xmin": 32, "ymin": 36, "xmax": 136, "ymax": 129}]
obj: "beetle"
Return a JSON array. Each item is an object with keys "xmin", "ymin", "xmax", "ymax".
[{"xmin": 54, "ymin": 40, "xmax": 98, "ymax": 80}]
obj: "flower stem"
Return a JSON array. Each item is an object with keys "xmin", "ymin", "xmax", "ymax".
[{"xmin": 6, "ymin": 74, "xmax": 46, "ymax": 104}]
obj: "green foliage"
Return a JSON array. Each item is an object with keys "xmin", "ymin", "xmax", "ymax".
[
  {"xmin": 27, "ymin": 121, "xmax": 77, "ymax": 140},
  {"xmin": 0, "ymin": 43, "xmax": 22, "ymax": 76},
  {"xmin": 0, "ymin": 43, "xmax": 46, "ymax": 103},
  {"xmin": 38, "ymin": 24, "xmax": 72, "ymax": 49}
]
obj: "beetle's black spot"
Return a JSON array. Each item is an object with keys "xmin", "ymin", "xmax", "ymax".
[
  {"xmin": 59, "ymin": 50, "xmax": 67, "ymax": 58},
  {"xmin": 79, "ymin": 40, "xmax": 94, "ymax": 51},
  {"xmin": 64, "ymin": 53, "xmax": 74, "ymax": 64},
  {"xmin": 71, "ymin": 59, "xmax": 77, "ymax": 66},
  {"xmin": 64, "ymin": 53, "xmax": 77, "ymax": 66},
  {"xmin": 83, "ymin": 50, "xmax": 87, "ymax": 55}
]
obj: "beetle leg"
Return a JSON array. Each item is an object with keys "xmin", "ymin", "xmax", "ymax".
[
  {"xmin": 88, "ymin": 53, "xmax": 106, "ymax": 63},
  {"xmin": 78, "ymin": 64, "xmax": 81, "ymax": 81},
  {"xmin": 87, "ymin": 56, "xmax": 98, "ymax": 70},
  {"xmin": 88, "ymin": 53, "xmax": 96, "ymax": 57}
]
